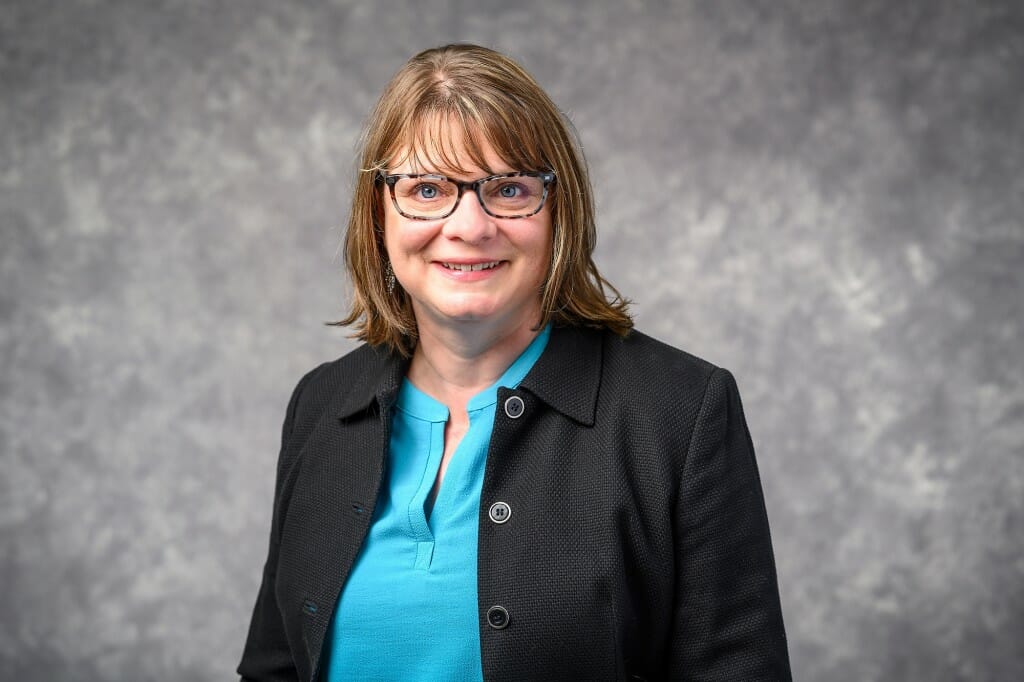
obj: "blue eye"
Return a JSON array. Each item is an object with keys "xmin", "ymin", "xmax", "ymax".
[
  {"xmin": 417, "ymin": 184, "xmax": 439, "ymax": 199},
  {"xmin": 498, "ymin": 184, "xmax": 520, "ymax": 198}
]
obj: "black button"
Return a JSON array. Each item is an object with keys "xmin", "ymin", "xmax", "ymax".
[
  {"xmin": 488, "ymin": 501, "xmax": 511, "ymax": 524},
  {"xmin": 486, "ymin": 605, "xmax": 509, "ymax": 629},
  {"xmin": 504, "ymin": 395, "xmax": 524, "ymax": 419}
]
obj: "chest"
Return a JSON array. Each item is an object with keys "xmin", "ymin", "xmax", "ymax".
[{"xmin": 276, "ymin": 388, "xmax": 685, "ymax": 680}]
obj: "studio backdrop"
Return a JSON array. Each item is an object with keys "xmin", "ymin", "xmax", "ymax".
[{"xmin": 1, "ymin": 1, "xmax": 1022, "ymax": 680}]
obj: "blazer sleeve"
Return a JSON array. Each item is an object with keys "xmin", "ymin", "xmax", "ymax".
[
  {"xmin": 237, "ymin": 369, "xmax": 316, "ymax": 682},
  {"xmin": 670, "ymin": 368, "xmax": 792, "ymax": 681}
]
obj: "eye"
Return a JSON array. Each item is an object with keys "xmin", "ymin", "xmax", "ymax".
[
  {"xmin": 488, "ymin": 181, "xmax": 532, "ymax": 200},
  {"xmin": 396, "ymin": 179, "xmax": 452, "ymax": 203},
  {"xmin": 498, "ymin": 183, "xmax": 521, "ymax": 198},
  {"xmin": 416, "ymin": 183, "xmax": 440, "ymax": 200}
]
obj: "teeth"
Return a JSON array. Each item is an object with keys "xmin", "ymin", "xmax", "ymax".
[{"xmin": 443, "ymin": 261, "xmax": 500, "ymax": 272}]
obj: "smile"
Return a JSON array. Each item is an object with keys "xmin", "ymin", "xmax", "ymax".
[{"xmin": 441, "ymin": 261, "xmax": 502, "ymax": 272}]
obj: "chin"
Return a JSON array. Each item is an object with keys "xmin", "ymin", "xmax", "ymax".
[
  {"xmin": 411, "ymin": 291, "xmax": 541, "ymax": 329},
  {"xmin": 428, "ymin": 301, "xmax": 526, "ymax": 327},
  {"xmin": 431, "ymin": 296, "xmax": 503, "ymax": 321},
  {"xmin": 440, "ymin": 306, "xmax": 501, "ymax": 323}
]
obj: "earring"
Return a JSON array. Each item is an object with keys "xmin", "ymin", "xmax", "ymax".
[{"xmin": 385, "ymin": 261, "xmax": 396, "ymax": 294}]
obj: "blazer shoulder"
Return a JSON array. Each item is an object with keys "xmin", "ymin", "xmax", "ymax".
[
  {"xmin": 602, "ymin": 328, "xmax": 724, "ymax": 400},
  {"xmin": 298, "ymin": 342, "xmax": 386, "ymax": 392}
]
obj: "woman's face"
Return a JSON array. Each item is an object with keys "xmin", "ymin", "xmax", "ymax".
[{"xmin": 382, "ymin": 132, "xmax": 552, "ymax": 337}]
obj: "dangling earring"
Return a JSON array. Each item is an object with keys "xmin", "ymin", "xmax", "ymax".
[{"xmin": 385, "ymin": 261, "xmax": 396, "ymax": 294}]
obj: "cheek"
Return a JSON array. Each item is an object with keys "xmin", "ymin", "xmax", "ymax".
[
  {"xmin": 383, "ymin": 210, "xmax": 436, "ymax": 258},
  {"xmin": 528, "ymin": 217, "xmax": 554, "ymax": 277}
]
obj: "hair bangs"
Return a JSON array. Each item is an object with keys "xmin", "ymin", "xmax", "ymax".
[{"xmin": 382, "ymin": 89, "xmax": 548, "ymax": 177}]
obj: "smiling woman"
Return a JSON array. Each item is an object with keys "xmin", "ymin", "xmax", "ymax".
[
  {"xmin": 238, "ymin": 44, "xmax": 791, "ymax": 682},
  {"xmin": 337, "ymin": 45, "xmax": 633, "ymax": 358}
]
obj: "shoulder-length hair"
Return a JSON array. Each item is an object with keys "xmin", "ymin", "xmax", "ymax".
[{"xmin": 335, "ymin": 43, "xmax": 632, "ymax": 355}]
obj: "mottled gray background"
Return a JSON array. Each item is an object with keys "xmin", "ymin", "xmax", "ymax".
[{"xmin": 2, "ymin": 0, "xmax": 1022, "ymax": 680}]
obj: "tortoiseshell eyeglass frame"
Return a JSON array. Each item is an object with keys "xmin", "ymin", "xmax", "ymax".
[{"xmin": 380, "ymin": 170, "xmax": 556, "ymax": 220}]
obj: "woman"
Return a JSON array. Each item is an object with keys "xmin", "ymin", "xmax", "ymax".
[{"xmin": 239, "ymin": 44, "xmax": 790, "ymax": 681}]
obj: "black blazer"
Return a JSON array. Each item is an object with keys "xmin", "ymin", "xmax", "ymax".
[{"xmin": 239, "ymin": 326, "xmax": 791, "ymax": 681}]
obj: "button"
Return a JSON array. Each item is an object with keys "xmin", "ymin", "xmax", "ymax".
[
  {"xmin": 488, "ymin": 501, "xmax": 511, "ymax": 524},
  {"xmin": 503, "ymin": 395, "xmax": 525, "ymax": 419},
  {"xmin": 486, "ymin": 605, "xmax": 510, "ymax": 629}
]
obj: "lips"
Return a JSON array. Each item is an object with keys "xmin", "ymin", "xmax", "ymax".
[{"xmin": 440, "ymin": 261, "xmax": 502, "ymax": 272}]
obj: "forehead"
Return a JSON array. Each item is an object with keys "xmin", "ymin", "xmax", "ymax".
[{"xmin": 386, "ymin": 115, "xmax": 517, "ymax": 176}]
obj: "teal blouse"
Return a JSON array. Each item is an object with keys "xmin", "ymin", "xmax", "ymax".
[{"xmin": 323, "ymin": 324, "xmax": 551, "ymax": 680}]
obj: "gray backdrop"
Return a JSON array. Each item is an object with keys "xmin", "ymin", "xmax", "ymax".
[{"xmin": 2, "ymin": 1, "xmax": 1022, "ymax": 680}]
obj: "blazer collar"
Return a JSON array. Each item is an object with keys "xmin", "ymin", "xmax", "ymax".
[
  {"xmin": 335, "ymin": 344, "xmax": 409, "ymax": 419},
  {"xmin": 520, "ymin": 325, "xmax": 602, "ymax": 427},
  {"xmin": 334, "ymin": 325, "xmax": 603, "ymax": 426}
]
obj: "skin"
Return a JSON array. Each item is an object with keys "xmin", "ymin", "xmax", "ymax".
[{"xmin": 383, "ymin": 133, "xmax": 552, "ymax": 495}]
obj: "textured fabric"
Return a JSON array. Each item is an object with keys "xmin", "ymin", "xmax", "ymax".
[
  {"xmin": 321, "ymin": 326, "xmax": 549, "ymax": 681},
  {"xmin": 238, "ymin": 325, "xmax": 791, "ymax": 681}
]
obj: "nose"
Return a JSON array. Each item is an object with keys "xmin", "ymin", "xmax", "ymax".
[{"xmin": 441, "ymin": 189, "xmax": 496, "ymax": 244}]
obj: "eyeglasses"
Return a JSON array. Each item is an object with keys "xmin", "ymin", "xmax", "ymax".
[{"xmin": 381, "ymin": 170, "xmax": 556, "ymax": 220}]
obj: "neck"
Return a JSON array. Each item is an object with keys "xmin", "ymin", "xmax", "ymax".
[{"xmin": 407, "ymin": 316, "xmax": 541, "ymax": 409}]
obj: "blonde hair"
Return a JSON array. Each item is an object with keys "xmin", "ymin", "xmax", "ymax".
[{"xmin": 335, "ymin": 43, "xmax": 631, "ymax": 355}]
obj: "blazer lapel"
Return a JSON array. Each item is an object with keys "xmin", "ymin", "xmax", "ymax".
[{"xmin": 277, "ymin": 343, "xmax": 409, "ymax": 677}]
